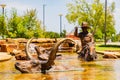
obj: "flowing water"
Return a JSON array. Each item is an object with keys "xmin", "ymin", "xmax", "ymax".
[{"xmin": 0, "ymin": 53, "xmax": 120, "ymax": 80}]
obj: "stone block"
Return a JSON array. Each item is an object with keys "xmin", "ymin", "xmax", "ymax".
[{"xmin": 1, "ymin": 44, "xmax": 18, "ymax": 53}]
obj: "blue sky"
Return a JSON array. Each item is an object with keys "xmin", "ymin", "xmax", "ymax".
[{"xmin": 0, "ymin": 0, "xmax": 120, "ymax": 34}]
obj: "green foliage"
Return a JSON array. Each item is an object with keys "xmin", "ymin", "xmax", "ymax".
[
  {"xmin": 98, "ymin": 44, "xmax": 120, "ymax": 47},
  {"xmin": 61, "ymin": 29, "xmax": 67, "ymax": 38},
  {"xmin": 117, "ymin": 33, "xmax": 120, "ymax": 42},
  {"xmin": 6, "ymin": 9, "xmax": 45, "ymax": 38},
  {"xmin": 7, "ymin": 9, "xmax": 23, "ymax": 38},
  {"xmin": 45, "ymin": 31, "xmax": 60, "ymax": 38},
  {"xmin": 0, "ymin": 9, "xmax": 62, "ymax": 39},
  {"xmin": 94, "ymin": 29, "xmax": 103, "ymax": 39},
  {"xmin": 112, "ymin": 33, "xmax": 120, "ymax": 42},
  {"xmin": 96, "ymin": 44, "xmax": 120, "ymax": 51},
  {"xmin": 0, "ymin": 15, "xmax": 7, "ymax": 38},
  {"xmin": 66, "ymin": 0, "xmax": 116, "ymax": 40}
]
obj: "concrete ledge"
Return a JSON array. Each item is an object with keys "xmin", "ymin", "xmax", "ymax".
[
  {"xmin": 96, "ymin": 51, "xmax": 120, "ymax": 58},
  {"xmin": 0, "ymin": 52, "xmax": 12, "ymax": 61},
  {"xmin": 0, "ymin": 44, "xmax": 18, "ymax": 53}
]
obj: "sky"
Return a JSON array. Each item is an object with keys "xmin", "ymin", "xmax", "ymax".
[{"xmin": 0, "ymin": 0, "xmax": 120, "ymax": 34}]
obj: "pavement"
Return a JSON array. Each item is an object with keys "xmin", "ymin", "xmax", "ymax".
[{"xmin": 106, "ymin": 42, "xmax": 120, "ymax": 46}]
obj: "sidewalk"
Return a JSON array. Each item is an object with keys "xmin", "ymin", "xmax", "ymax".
[{"xmin": 106, "ymin": 42, "xmax": 120, "ymax": 46}]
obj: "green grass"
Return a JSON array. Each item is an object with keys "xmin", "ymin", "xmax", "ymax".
[{"xmin": 95, "ymin": 44, "xmax": 120, "ymax": 51}]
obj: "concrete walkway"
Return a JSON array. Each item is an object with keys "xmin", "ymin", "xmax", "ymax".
[{"xmin": 106, "ymin": 42, "xmax": 120, "ymax": 46}]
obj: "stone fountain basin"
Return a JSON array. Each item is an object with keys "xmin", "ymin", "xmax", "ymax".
[{"xmin": 0, "ymin": 52, "xmax": 12, "ymax": 61}]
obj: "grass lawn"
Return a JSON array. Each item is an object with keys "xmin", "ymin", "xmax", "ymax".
[{"xmin": 95, "ymin": 44, "xmax": 120, "ymax": 51}]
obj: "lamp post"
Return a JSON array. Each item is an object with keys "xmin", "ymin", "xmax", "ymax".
[
  {"xmin": 104, "ymin": 0, "xmax": 107, "ymax": 45},
  {"xmin": 59, "ymin": 14, "xmax": 62, "ymax": 37},
  {"xmin": 43, "ymin": 4, "xmax": 46, "ymax": 30},
  {"xmin": 0, "ymin": 4, "xmax": 6, "ymax": 16}
]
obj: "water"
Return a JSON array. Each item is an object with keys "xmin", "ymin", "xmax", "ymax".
[{"xmin": 0, "ymin": 53, "xmax": 120, "ymax": 80}]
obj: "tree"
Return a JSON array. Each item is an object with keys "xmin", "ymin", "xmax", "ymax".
[
  {"xmin": 113, "ymin": 32, "xmax": 120, "ymax": 42},
  {"xmin": 7, "ymin": 9, "xmax": 44, "ymax": 38},
  {"xmin": 45, "ymin": 31, "xmax": 60, "ymax": 38},
  {"xmin": 66, "ymin": 0, "xmax": 116, "ymax": 40},
  {"xmin": 61, "ymin": 29, "xmax": 67, "ymax": 38},
  {"xmin": 22, "ymin": 9, "xmax": 44, "ymax": 38},
  {"xmin": 0, "ymin": 15, "xmax": 7, "ymax": 38},
  {"xmin": 7, "ymin": 9, "xmax": 24, "ymax": 38}
]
